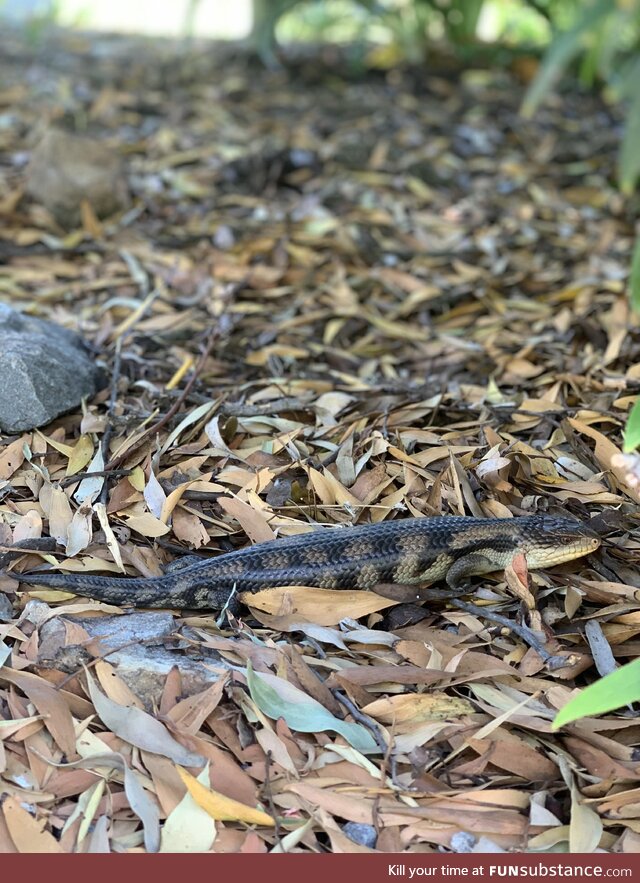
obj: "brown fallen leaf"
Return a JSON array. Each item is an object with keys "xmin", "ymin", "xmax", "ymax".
[
  {"xmin": 2, "ymin": 796, "xmax": 64, "ymax": 853},
  {"xmin": 568, "ymin": 417, "xmax": 640, "ymax": 504},
  {"xmin": 0, "ymin": 437, "xmax": 27, "ymax": 480},
  {"xmin": 466, "ymin": 733, "xmax": 558, "ymax": 781},
  {"xmin": 362, "ymin": 692, "xmax": 474, "ymax": 725},
  {"xmin": 242, "ymin": 585, "xmax": 397, "ymax": 625},
  {"xmin": 0, "ymin": 668, "xmax": 77, "ymax": 757},
  {"xmin": 218, "ymin": 495, "xmax": 276, "ymax": 542},
  {"xmin": 84, "ymin": 668, "xmax": 204, "ymax": 766}
]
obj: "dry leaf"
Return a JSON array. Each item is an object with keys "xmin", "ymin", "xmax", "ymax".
[
  {"xmin": 176, "ymin": 766, "xmax": 274, "ymax": 826},
  {"xmin": 84, "ymin": 669, "xmax": 203, "ymax": 765},
  {"xmin": 243, "ymin": 586, "xmax": 397, "ymax": 625}
]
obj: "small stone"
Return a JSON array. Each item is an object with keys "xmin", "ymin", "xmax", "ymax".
[
  {"xmin": 342, "ymin": 822, "xmax": 377, "ymax": 849},
  {"xmin": 213, "ymin": 224, "xmax": 235, "ymax": 250},
  {"xmin": 26, "ymin": 129, "xmax": 129, "ymax": 228},
  {"xmin": 0, "ymin": 304, "xmax": 105, "ymax": 433},
  {"xmin": 0, "ymin": 593, "xmax": 13, "ymax": 623},
  {"xmin": 450, "ymin": 831, "xmax": 476, "ymax": 853}
]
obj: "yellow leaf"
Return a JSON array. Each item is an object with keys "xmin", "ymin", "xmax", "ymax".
[
  {"xmin": 307, "ymin": 467, "xmax": 360, "ymax": 507},
  {"xmin": 66, "ymin": 434, "xmax": 95, "ymax": 476},
  {"xmin": 176, "ymin": 766, "xmax": 274, "ymax": 826},
  {"xmin": 80, "ymin": 198, "xmax": 103, "ymax": 238},
  {"xmin": 246, "ymin": 345, "xmax": 308, "ymax": 366},
  {"xmin": 160, "ymin": 479, "xmax": 201, "ymax": 525},
  {"xmin": 35, "ymin": 431, "xmax": 74, "ymax": 457},
  {"xmin": 124, "ymin": 513, "xmax": 171, "ymax": 537},
  {"xmin": 218, "ymin": 495, "xmax": 275, "ymax": 542},
  {"xmin": 166, "ymin": 355, "xmax": 194, "ymax": 390},
  {"xmin": 128, "ymin": 466, "xmax": 146, "ymax": 492}
]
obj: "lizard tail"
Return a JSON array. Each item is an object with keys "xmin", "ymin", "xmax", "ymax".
[{"xmin": 14, "ymin": 569, "xmax": 225, "ymax": 609}]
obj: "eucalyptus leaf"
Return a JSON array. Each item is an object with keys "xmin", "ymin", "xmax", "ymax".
[
  {"xmin": 159, "ymin": 400, "xmax": 215, "ymax": 457},
  {"xmin": 623, "ymin": 398, "xmax": 640, "ymax": 453},
  {"xmin": 85, "ymin": 669, "xmax": 204, "ymax": 765},
  {"xmin": 553, "ymin": 658, "xmax": 640, "ymax": 729},
  {"xmin": 619, "ymin": 60, "xmax": 640, "ymax": 195},
  {"xmin": 246, "ymin": 661, "xmax": 379, "ymax": 754}
]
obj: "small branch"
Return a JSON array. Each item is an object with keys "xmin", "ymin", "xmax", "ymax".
[
  {"xmin": 449, "ymin": 598, "xmax": 570, "ymax": 671},
  {"xmin": 219, "ymin": 396, "xmax": 308, "ymax": 417},
  {"xmin": 333, "ymin": 688, "xmax": 399, "ymax": 785},
  {"xmin": 333, "ymin": 690, "xmax": 386, "ymax": 749},
  {"xmin": 59, "ymin": 468, "xmax": 133, "ymax": 488},
  {"xmin": 262, "ymin": 752, "xmax": 283, "ymax": 844}
]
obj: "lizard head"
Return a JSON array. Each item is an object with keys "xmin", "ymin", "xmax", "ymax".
[{"xmin": 521, "ymin": 515, "xmax": 601, "ymax": 569}]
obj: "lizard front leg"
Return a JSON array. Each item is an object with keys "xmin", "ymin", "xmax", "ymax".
[{"xmin": 445, "ymin": 553, "xmax": 496, "ymax": 590}]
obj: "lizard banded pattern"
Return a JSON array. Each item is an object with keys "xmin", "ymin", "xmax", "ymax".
[{"xmin": 11, "ymin": 515, "xmax": 600, "ymax": 610}]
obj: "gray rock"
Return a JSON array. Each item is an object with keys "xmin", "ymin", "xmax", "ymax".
[
  {"xmin": 0, "ymin": 304, "xmax": 104, "ymax": 433},
  {"xmin": 342, "ymin": 822, "xmax": 377, "ymax": 849},
  {"xmin": 26, "ymin": 129, "xmax": 129, "ymax": 229},
  {"xmin": 37, "ymin": 611, "xmax": 231, "ymax": 708},
  {"xmin": 450, "ymin": 831, "xmax": 476, "ymax": 853},
  {"xmin": 0, "ymin": 592, "xmax": 13, "ymax": 622}
]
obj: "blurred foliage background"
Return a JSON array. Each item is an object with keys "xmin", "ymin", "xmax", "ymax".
[
  {"xmin": 6, "ymin": 0, "xmax": 638, "ymax": 212},
  {"xmin": 257, "ymin": 0, "xmax": 640, "ymax": 316},
  {"xmin": 250, "ymin": 0, "xmax": 640, "ymax": 198},
  {"xmin": 3, "ymin": 0, "xmax": 640, "ymax": 313}
]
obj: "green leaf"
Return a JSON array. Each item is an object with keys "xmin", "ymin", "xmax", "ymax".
[
  {"xmin": 552, "ymin": 658, "xmax": 640, "ymax": 729},
  {"xmin": 619, "ymin": 62, "xmax": 640, "ymax": 195},
  {"xmin": 521, "ymin": 0, "xmax": 611, "ymax": 118},
  {"xmin": 630, "ymin": 236, "xmax": 640, "ymax": 313},
  {"xmin": 245, "ymin": 660, "xmax": 379, "ymax": 754},
  {"xmin": 623, "ymin": 397, "xmax": 640, "ymax": 453},
  {"xmin": 447, "ymin": 0, "xmax": 485, "ymax": 41}
]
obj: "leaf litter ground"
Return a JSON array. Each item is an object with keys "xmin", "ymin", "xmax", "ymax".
[{"xmin": 0, "ymin": 31, "xmax": 639, "ymax": 854}]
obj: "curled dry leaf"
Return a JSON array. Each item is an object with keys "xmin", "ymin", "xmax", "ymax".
[{"xmin": 176, "ymin": 766, "xmax": 274, "ymax": 827}]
